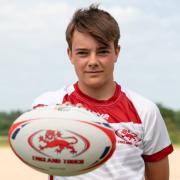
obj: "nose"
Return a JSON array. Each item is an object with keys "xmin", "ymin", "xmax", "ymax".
[{"xmin": 88, "ymin": 53, "xmax": 99, "ymax": 68}]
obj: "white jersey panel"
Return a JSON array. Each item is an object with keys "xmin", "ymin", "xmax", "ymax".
[
  {"xmin": 33, "ymin": 84, "xmax": 172, "ymax": 180},
  {"xmin": 31, "ymin": 86, "xmax": 73, "ymax": 108},
  {"xmin": 123, "ymin": 89, "xmax": 171, "ymax": 156}
]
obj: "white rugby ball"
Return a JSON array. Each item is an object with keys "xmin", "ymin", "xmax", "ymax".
[{"xmin": 8, "ymin": 104, "xmax": 116, "ymax": 176}]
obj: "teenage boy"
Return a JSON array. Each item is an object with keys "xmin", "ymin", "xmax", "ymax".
[{"xmin": 32, "ymin": 5, "xmax": 173, "ymax": 180}]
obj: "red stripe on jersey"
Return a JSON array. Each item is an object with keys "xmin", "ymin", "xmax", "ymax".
[
  {"xmin": 74, "ymin": 82, "xmax": 121, "ymax": 105},
  {"xmin": 142, "ymin": 144, "xmax": 173, "ymax": 162},
  {"xmin": 33, "ymin": 104, "xmax": 47, "ymax": 109},
  {"xmin": 63, "ymin": 82, "xmax": 142, "ymax": 124},
  {"xmin": 49, "ymin": 175, "xmax": 54, "ymax": 180}
]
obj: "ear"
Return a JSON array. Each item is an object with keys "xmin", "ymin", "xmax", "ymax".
[
  {"xmin": 67, "ymin": 48, "xmax": 74, "ymax": 64},
  {"xmin": 114, "ymin": 45, "xmax": 120, "ymax": 63}
]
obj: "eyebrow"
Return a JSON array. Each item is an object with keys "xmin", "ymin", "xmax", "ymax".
[
  {"xmin": 97, "ymin": 46, "xmax": 111, "ymax": 50},
  {"xmin": 74, "ymin": 46, "xmax": 111, "ymax": 52},
  {"xmin": 74, "ymin": 48, "xmax": 89, "ymax": 52}
]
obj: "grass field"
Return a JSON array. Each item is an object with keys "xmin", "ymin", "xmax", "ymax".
[{"xmin": 0, "ymin": 136, "xmax": 9, "ymax": 147}]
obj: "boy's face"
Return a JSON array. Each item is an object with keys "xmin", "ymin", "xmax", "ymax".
[{"xmin": 67, "ymin": 30, "xmax": 120, "ymax": 89}]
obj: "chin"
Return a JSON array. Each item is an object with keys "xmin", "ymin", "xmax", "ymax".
[{"xmin": 84, "ymin": 78, "xmax": 107, "ymax": 89}]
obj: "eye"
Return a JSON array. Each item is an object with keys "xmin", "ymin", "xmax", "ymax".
[
  {"xmin": 98, "ymin": 50, "xmax": 110, "ymax": 56},
  {"xmin": 76, "ymin": 51, "xmax": 89, "ymax": 57}
]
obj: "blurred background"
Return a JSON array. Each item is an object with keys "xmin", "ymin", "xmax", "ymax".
[{"xmin": 0, "ymin": 0, "xmax": 179, "ymax": 179}]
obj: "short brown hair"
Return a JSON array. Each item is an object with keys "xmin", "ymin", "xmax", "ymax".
[{"xmin": 66, "ymin": 4, "xmax": 120, "ymax": 49}]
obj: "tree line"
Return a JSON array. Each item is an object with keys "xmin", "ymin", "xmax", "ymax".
[
  {"xmin": 0, "ymin": 105, "xmax": 180, "ymax": 144},
  {"xmin": 157, "ymin": 104, "xmax": 180, "ymax": 144}
]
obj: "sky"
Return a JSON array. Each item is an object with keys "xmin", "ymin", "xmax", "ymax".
[{"xmin": 0, "ymin": 0, "xmax": 180, "ymax": 111}]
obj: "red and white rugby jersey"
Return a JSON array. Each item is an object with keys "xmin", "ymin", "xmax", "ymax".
[{"xmin": 32, "ymin": 82, "xmax": 173, "ymax": 180}]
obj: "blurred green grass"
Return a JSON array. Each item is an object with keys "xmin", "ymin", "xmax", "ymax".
[{"xmin": 0, "ymin": 136, "xmax": 9, "ymax": 147}]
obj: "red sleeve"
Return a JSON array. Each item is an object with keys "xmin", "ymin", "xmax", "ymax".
[{"xmin": 142, "ymin": 144, "xmax": 173, "ymax": 162}]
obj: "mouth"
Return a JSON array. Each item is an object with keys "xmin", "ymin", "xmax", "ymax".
[{"xmin": 85, "ymin": 71, "xmax": 103, "ymax": 74}]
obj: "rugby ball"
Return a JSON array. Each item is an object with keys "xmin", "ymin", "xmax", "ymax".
[{"xmin": 8, "ymin": 104, "xmax": 116, "ymax": 176}]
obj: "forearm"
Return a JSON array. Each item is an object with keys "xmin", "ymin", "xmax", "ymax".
[{"xmin": 145, "ymin": 157, "xmax": 169, "ymax": 180}]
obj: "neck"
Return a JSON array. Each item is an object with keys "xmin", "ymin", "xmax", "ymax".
[{"xmin": 77, "ymin": 81, "xmax": 116, "ymax": 100}]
